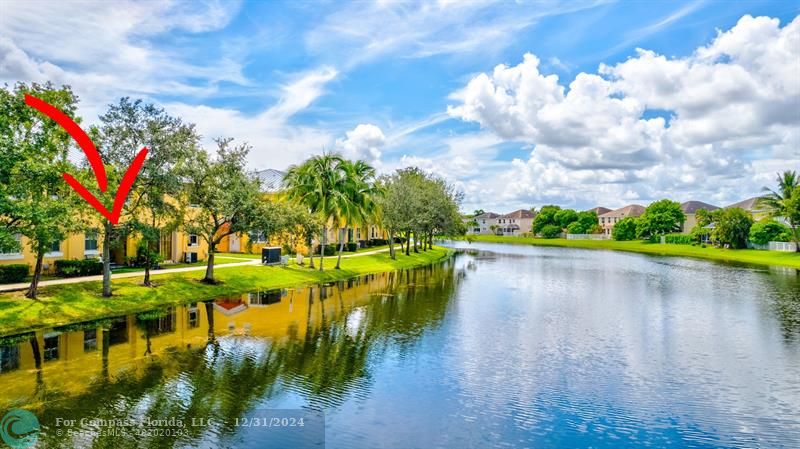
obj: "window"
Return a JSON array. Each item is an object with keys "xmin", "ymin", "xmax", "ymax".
[
  {"xmin": 85, "ymin": 230, "xmax": 99, "ymax": 252},
  {"xmin": 188, "ymin": 303, "xmax": 200, "ymax": 328},
  {"xmin": 189, "ymin": 234, "xmax": 199, "ymax": 246},
  {"xmin": 50, "ymin": 240, "xmax": 61, "ymax": 253},
  {"xmin": 44, "ymin": 333, "xmax": 60, "ymax": 361},
  {"xmin": 84, "ymin": 329, "xmax": 97, "ymax": 352},
  {"xmin": 0, "ymin": 234, "xmax": 22, "ymax": 257},
  {"xmin": 252, "ymin": 232, "xmax": 267, "ymax": 244},
  {"xmin": 0, "ymin": 344, "xmax": 20, "ymax": 372}
]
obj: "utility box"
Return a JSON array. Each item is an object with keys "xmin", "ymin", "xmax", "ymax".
[
  {"xmin": 261, "ymin": 247, "xmax": 281, "ymax": 265},
  {"xmin": 184, "ymin": 252, "xmax": 198, "ymax": 263}
]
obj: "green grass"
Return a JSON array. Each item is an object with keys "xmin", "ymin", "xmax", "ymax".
[
  {"xmin": 0, "ymin": 247, "xmax": 452, "ymax": 336},
  {"xmin": 461, "ymin": 235, "xmax": 800, "ymax": 269}
]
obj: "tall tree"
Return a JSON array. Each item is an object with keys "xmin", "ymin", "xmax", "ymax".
[
  {"xmin": 334, "ymin": 160, "xmax": 380, "ymax": 269},
  {"xmin": 0, "ymin": 83, "xmax": 84, "ymax": 298},
  {"xmin": 181, "ymin": 139, "xmax": 263, "ymax": 283},
  {"xmin": 284, "ymin": 153, "xmax": 346, "ymax": 271},
  {"xmin": 713, "ymin": 208, "xmax": 753, "ymax": 249},
  {"xmin": 97, "ymin": 98, "xmax": 198, "ymax": 287},
  {"xmin": 636, "ymin": 199, "xmax": 685, "ymax": 238},
  {"xmin": 759, "ymin": 171, "xmax": 799, "ymax": 251}
]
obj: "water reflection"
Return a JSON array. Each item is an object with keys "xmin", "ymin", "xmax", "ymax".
[{"xmin": 0, "ymin": 261, "xmax": 461, "ymax": 448}]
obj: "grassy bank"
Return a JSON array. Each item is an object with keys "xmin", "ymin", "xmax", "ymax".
[
  {"xmin": 0, "ymin": 247, "xmax": 452, "ymax": 336},
  {"xmin": 460, "ymin": 235, "xmax": 800, "ymax": 269}
]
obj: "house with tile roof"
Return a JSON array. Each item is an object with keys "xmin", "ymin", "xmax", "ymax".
[
  {"xmin": 465, "ymin": 212, "xmax": 501, "ymax": 235},
  {"xmin": 680, "ymin": 201, "xmax": 720, "ymax": 234},
  {"xmin": 725, "ymin": 196, "xmax": 769, "ymax": 220},
  {"xmin": 587, "ymin": 206, "xmax": 612, "ymax": 216},
  {"xmin": 496, "ymin": 209, "xmax": 536, "ymax": 236},
  {"xmin": 598, "ymin": 204, "xmax": 646, "ymax": 236}
]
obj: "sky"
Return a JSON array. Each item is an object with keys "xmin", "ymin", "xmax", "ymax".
[{"xmin": 1, "ymin": 0, "xmax": 798, "ymax": 212}]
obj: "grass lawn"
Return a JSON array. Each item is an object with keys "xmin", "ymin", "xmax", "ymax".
[
  {"xmin": 460, "ymin": 235, "xmax": 800, "ymax": 269},
  {"xmin": 0, "ymin": 247, "xmax": 452, "ymax": 336}
]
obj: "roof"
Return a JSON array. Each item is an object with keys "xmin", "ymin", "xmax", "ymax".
[
  {"xmin": 474, "ymin": 212, "xmax": 500, "ymax": 219},
  {"xmin": 255, "ymin": 169, "xmax": 286, "ymax": 193},
  {"xmin": 599, "ymin": 204, "xmax": 646, "ymax": 219},
  {"xmin": 501, "ymin": 209, "xmax": 535, "ymax": 219},
  {"xmin": 587, "ymin": 207, "xmax": 612, "ymax": 215},
  {"xmin": 725, "ymin": 196, "xmax": 764, "ymax": 211},
  {"xmin": 680, "ymin": 201, "xmax": 719, "ymax": 214}
]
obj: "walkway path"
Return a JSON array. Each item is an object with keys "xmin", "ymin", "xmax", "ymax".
[{"xmin": 0, "ymin": 245, "xmax": 402, "ymax": 293}]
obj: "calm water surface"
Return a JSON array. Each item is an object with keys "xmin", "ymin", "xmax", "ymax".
[{"xmin": 1, "ymin": 241, "xmax": 799, "ymax": 448}]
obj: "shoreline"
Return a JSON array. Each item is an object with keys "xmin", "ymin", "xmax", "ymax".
[
  {"xmin": 0, "ymin": 247, "xmax": 453, "ymax": 336},
  {"xmin": 454, "ymin": 235, "xmax": 800, "ymax": 269}
]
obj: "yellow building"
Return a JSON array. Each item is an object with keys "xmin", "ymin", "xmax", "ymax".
[{"xmin": 218, "ymin": 168, "xmax": 387, "ymax": 256}]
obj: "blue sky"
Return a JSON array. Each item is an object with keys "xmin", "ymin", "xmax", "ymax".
[{"xmin": 1, "ymin": 0, "xmax": 798, "ymax": 211}]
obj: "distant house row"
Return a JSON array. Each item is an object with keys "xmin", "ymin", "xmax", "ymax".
[
  {"xmin": 466, "ymin": 197, "xmax": 769, "ymax": 237},
  {"xmin": 465, "ymin": 209, "xmax": 536, "ymax": 236}
]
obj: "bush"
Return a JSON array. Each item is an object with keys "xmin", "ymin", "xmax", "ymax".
[
  {"xmin": 314, "ymin": 244, "xmax": 337, "ymax": 256},
  {"xmin": 540, "ymin": 224, "xmax": 562, "ymax": 239},
  {"xmin": 749, "ymin": 220, "xmax": 792, "ymax": 245},
  {"xmin": 346, "ymin": 242, "xmax": 358, "ymax": 252},
  {"xmin": 55, "ymin": 259, "xmax": 103, "ymax": 277},
  {"xmin": 612, "ymin": 217, "xmax": 638, "ymax": 241},
  {"xmin": 664, "ymin": 234, "xmax": 693, "ymax": 245},
  {"xmin": 0, "ymin": 264, "xmax": 29, "ymax": 283},
  {"xmin": 370, "ymin": 238, "xmax": 388, "ymax": 246}
]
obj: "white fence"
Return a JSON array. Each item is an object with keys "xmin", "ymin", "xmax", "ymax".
[
  {"xmin": 566, "ymin": 234, "xmax": 609, "ymax": 240},
  {"xmin": 769, "ymin": 241, "xmax": 797, "ymax": 252}
]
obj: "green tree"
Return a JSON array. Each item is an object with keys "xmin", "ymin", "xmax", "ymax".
[
  {"xmin": 532, "ymin": 205, "xmax": 561, "ymax": 235},
  {"xmin": 748, "ymin": 220, "xmax": 792, "ymax": 245},
  {"xmin": 472, "ymin": 209, "xmax": 485, "ymax": 217},
  {"xmin": 758, "ymin": 171, "xmax": 799, "ymax": 251},
  {"xmin": 636, "ymin": 199, "xmax": 685, "ymax": 239},
  {"xmin": 554, "ymin": 209, "xmax": 578, "ymax": 229},
  {"xmin": 333, "ymin": 160, "xmax": 380, "ymax": 269},
  {"xmin": 284, "ymin": 153, "xmax": 347, "ymax": 271},
  {"xmin": 0, "ymin": 83, "xmax": 84, "ymax": 298},
  {"xmin": 566, "ymin": 211, "xmax": 599, "ymax": 234},
  {"xmin": 181, "ymin": 139, "xmax": 264, "ymax": 283},
  {"xmin": 713, "ymin": 207, "xmax": 753, "ymax": 249},
  {"xmin": 612, "ymin": 217, "xmax": 638, "ymax": 241},
  {"xmin": 97, "ymin": 98, "xmax": 198, "ymax": 287}
]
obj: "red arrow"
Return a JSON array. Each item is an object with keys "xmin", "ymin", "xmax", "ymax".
[{"xmin": 25, "ymin": 94, "xmax": 148, "ymax": 225}]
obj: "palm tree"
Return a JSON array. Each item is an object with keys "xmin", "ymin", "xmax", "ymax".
[
  {"xmin": 333, "ymin": 160, "xmax": 379, "ymax": 269},
  {"xmin": 759, "ymin": 170, "xmax": 799, "ymax": 251},
  {"xmin": 284, "ymin": 153, "xmax": 346, "ymax": 271}
]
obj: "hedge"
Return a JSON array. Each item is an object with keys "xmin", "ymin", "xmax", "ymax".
[
  {"xmin": 54, "ymin": 259, "xmax": 103, "ymax": 277},
  {"xmin": 664, "ymin": 234, "xmax": 694, "ymax": 245},
  {"xmin": 314, "ymin": 244, "xmax": 337, "ymax": 256},
  {"xmin": 370, "ymin": 238, "xmax": 388, "ymax": 246},
  {"xmin": 0, "ymin": 264, "xmax": 29, "ymax": 283},
  {"xmin": 346, "ymin": 242, "xmax": 358, "ymax": 252}
]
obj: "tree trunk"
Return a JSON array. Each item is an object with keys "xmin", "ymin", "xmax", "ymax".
[
  {"xmin": 413, "ymin": 230, "xmax": 419, "ymax": 253},
  {"xmin": 102, "ymin": 221, "xmax": 112, "ymax": 297},
  {"xmin": 143, "ymin": 264, "xmax": 151, "ymax": 287},
  {"xmin": 389, "ymin": 232, "xmax": 395, "ymax": 260},
  {"xmin": 203, "ymin": 243, "xmax": 216, "ymax": 283},
  {"xmin": 205, "ymin": 301, "xmax": 216, "ymax": 343},
  {"xmin": 335, "ymin": 227, "xmax": 346, "ymax": 269},
  {"xmin": 319, "ymin": 225, "xmax": 327, "ymax": 271},
  {"xmin": 307, "ymin": 234, "xmax": 315, "ymax": 268},
  {"xmin": 405, "ymin": 231, "xmax": 411, "ymax": 256},
  {"xmin": 26, "ymin": 250, "xmax": 45, "ymax": 299},
  {"xmin": 30, "ymin": 335, "xmax": 42, "ymax": 369}
]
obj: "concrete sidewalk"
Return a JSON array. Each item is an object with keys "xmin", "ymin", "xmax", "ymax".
[{"xmin": 0, "ymin": 245, "xmax": 401, "ymax": 293}]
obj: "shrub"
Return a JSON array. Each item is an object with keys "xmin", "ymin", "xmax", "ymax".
[
  {"xmin": 612, "ymin": 217, "xmax": 638, "ymax": 241},
  {"xmin": 749, "ymin": 220, "xmax": 792, "ymax": 245},
  {"xmin": 540, "ymin": 224, "xmax": 562, "ymax": 239},
  {"xmin": 370, "ymin": 238, "xmax": 388, "ymax": 246},
  {"xmin": 664, "ymin": 234, "xmax": 693, "ymax": 245},
  {"xmin": 346, "ymin": 242, "xmax": 358, "ymax": 252},
  {"xmin": 55, "ymin": 259, "xmax": 103, "ymax": 277},
  {"xmin": 0, "ymin": 264, "xmax": 29, "ymax": 283},
  {"xmin": 315, "ymin": 244, "xmax": 337, "ymax": 256}
]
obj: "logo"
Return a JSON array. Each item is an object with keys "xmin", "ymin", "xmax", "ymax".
[
  {"xmin": 0, "ymin": 409, "xmax": 40, "ymax": 449},
  {"xmin": 24, "ymin": 94, "xmax": 148, "ymax": 225}
]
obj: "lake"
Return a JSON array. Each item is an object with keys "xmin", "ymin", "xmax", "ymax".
[{"xmin": 1, "ymin": 241, "xmax": 799, "ymax": 448}]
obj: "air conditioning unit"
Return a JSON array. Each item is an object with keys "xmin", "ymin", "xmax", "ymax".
[
  {"xmin": 261, "ymin": 247, "xmax": 281, "ymax": 265},
  {"xmin": 184, "ymin": 252, "xmax": 198, "ymax": 263}
]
